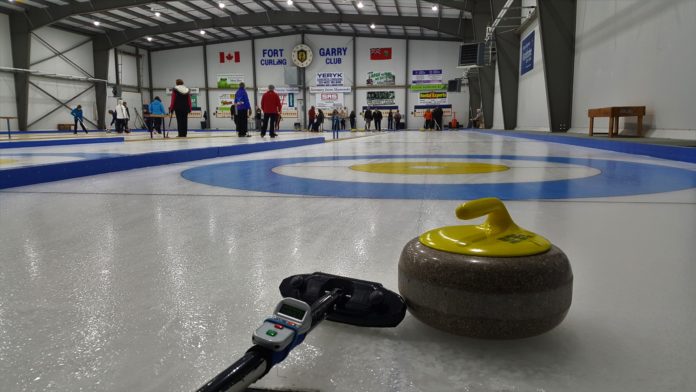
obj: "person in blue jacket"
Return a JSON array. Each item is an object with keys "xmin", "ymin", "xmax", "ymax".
[
  {"xmin": 148, "ymin": 96, "xmax": 166, "ymax": 134},
  {"xmin": 70, "ymin": 105, "xmax": 88, "ymax": 134},
  {"xmin": 234, "ymin": 82, "xmax": 251, "ymax": 137}
]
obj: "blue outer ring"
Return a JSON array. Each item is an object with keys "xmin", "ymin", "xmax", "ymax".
[{"xmin": 181, "ymin": 155, "xmax": 696, "ymax": 200}]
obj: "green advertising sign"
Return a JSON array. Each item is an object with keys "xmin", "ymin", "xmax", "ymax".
[{"xmin": 409, "ymin": 84, "xmax": 447, "ymax": 91}]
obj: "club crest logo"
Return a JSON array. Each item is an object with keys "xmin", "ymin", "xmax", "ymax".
[{"xmin": 291, "ymin": 44, "xmax": 313, "ymax": 68}]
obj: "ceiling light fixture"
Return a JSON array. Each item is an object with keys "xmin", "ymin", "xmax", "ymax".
[
  {"xmin": 432, "ymin": 4, "xmax": 438, "ymax": 11},
  {"xmin": 357, "ymin": 1, "xmax": 364, "ymax": 9},
  {"xmin": 146, "ymin": 37, "xmax": 153, "ymax": 42},
  {"xmin": 287, "ymin": 0, "xmax": 293, "ymax": 5},
  {"xmin": 370, "ymin": 23, "xmax": 375, "ymax": 29},
  {"xmin": 93, "ymin": 21, "xmax": 100, "ymax": 26},
  {"xmin": 155, "ymin": 11, "xmax": 161, "ymax": 17},
  {"xmin": 218, "ymin": 2, "xmax": 225, "ymax": 8},
  {"xmin": 200, "ymin": 30, "xmax": 206, "ymax": 35}
]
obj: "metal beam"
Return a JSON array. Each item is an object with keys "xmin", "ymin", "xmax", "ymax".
[
  {"xmin": 19, "ymin": 0, "xmax": 171, "ymax": 30},
  {"xmin": 538, "ymin": 0, "xmax": 576, "ymax": 132},
  {"xmin": 202, "ymin": 44, "xmax": 210, "ymax": 129},
  {"xmin": 494, "ymin": 0, "xmax": 521, "ymax": 130},
  {"xmin": 9, "ymin": 15, "xmax": 31, "ymax": 131},
  {"xmin": 479, "ymin": 65, "xmax": 496, "ymax": 129},
  {"xmin": 103, "ymin": 11, "xmax": 474, "ymax": 48},
  {"xmin": 93, "ymin": 36, "xmax": 110, "ymax": 130},
  {"xmin": 147, "ymin": 29, "xmax": 463, "ymax": 52}
]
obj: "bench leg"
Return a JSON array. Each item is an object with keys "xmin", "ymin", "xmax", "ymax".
[
  {"xmin": 614, "ymin": 117, "xmax": 620, "ymax": 137},
  {"xmin": 637, "ymin": 115, "xmax": 643, "ymax": 137},
  {"xmin": 589, "ymin": 116, "xmax": 594, "ymax": 136}
]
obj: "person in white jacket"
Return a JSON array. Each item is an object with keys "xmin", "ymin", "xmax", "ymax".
[{"xmin": 114, "ymin": 99, "xmax": 130, "ymax": 134}]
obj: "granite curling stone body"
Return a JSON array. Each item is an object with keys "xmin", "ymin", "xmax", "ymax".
[{"xmin": 398, "ymin": 198, "xmax": 573, "ymax": 339}]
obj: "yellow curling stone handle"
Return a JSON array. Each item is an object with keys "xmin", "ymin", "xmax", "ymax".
[{"xmin": 419, "ymin": 197, "xmax": 551, "ymax": 257}]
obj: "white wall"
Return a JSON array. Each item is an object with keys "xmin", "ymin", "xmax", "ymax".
[
  {"xmin": 146, "ymin": 35, "xmax": 470, "ymax": 131},
  {"xmin": 305, "ymin": 34, "xmax": 355, "ymax": 121},
  {"xmin": 28, "ymin": 26, "xmax": 97, "ymax": 131},
  {"xmin": 0, "ymin": 14, "xmax": 17, "ymax": 130},
  {"xmin": 407, "ymin": 39, "xmax": 470, "ymax": 128},
  {"xmin": 254, "ymin": 35, "xmax": 302, "ymax": 129},
  {"xmin": 516, "ymin": 19, "xmax": 549, "ymax": 132},
  {"xmin": 207, "ymin": 40, "xmax": 254, "ymax": 130},
  {"xmin": 571, "ymin": 0, "xmax": 696, "ymax": 139}
]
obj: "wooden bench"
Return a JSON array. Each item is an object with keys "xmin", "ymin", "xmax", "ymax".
[
  {"xmin": 588, "ymin": 106, "xmax": 645, "ymax": 137},
  {"xmin": 57, "ymin": 123, "xmax": 73, "ymax": 131}
]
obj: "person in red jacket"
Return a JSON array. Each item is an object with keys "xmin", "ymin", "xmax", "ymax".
[
  {"xmin": 260, "ymin": 84, "xmax": 281, "ymax": 138},
  {"xmin": 169, "ymin": 79, "xmax": 192, "ymax": 137}
]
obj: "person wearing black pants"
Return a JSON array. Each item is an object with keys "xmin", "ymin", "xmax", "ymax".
[
  {"xmin": 234, "ymin": 82, "xmax": 251, "ymax": 137},
  {"xmin": 169, "ymin": 79, "xmax": 192, "ymax": 137},
  {"xmin": 70, "ymin": 105, "xmax": 88, "ymax": 134},
  {"xmin": 260, "ymin": 84, "xmax": 281, "ymax": 138}
]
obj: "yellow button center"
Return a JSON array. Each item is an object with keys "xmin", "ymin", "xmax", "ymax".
[{"xmin": 349, "ymin": 161, "xmax": 509, "ymax": 175}]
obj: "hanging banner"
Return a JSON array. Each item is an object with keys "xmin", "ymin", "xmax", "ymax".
[
  {"xmin": 316, "ymin": 72, "xmax": 344, "ymax": 86},
  {"xmin": 310, "ymin": 86, "xmax": 352, "ymax": 93},
  {"xmin": 521, "ymin": 31, "xmax": 535, "ymax": 76},
  {"xmin": 316, "ymin": 92, "xmax": 344, "ymax": 111},
  {"xmin": 366, "ymin": 71, "xmax": 395, "ymax": 86},
  {"xmin": 367, "ymin": 91, "xmax": 395, "ymax": 106},
  {"xmin": 370, "ymin": 48, "xmax": 392, "ymax": 60},
  {"xmin": 418, "ymin": 91, "xmax": 448, "ymax": 105},
  {"xmin": 411, "ymin": 69, "xmax": 443, "ymax": 84},
  {"xmin": 216, "ymin": 74, "xmax": 245, "ymax": 89},
  {"xmin": 213, "ymin": 92, "xmax": 235, "ymax": 118}
]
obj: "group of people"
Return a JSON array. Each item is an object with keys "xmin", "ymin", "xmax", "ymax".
[
  {"xmin": 422, "ymin": 107, "xmax": 444, "ymax": 130},
  {"xmin": 307, "ymin": 106, "xmax": 356, "ymax": 133},
  {"xmin": 362, "ymin": 108, "xmax": 402, "ymax": 131},
  {"xmin": 228, "ymin": 83, "xmax": 281, "ymax": 138}
]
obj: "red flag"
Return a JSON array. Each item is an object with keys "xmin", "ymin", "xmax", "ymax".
[
  {"xmin": 370, "ymin": 48, "xmax": 392, "ymax": 60},
  {"xmin": 219, "ymin": 51, "xmax": 241, "ymax": 63}
]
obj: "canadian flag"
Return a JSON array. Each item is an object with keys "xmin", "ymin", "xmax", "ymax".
[{"xmin": 219, "ymin": 51, "xmax": 240, "ymax": 63}]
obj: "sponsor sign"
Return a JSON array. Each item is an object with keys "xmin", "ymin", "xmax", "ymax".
[
  {"xmin": 260, "ymin": 48, "xmax": 287, "ymax": 66},
  {"xmin": 418, "ymin": 91, "xmax": 448, "ymax": 105},
  {"xmin": 409, "ymin": 84, "xmax": 447, "ymax": 91},
  {"xmin": 219, "ymin": 51, "xmax": 240, "ymax": 63},
  {"xmin": 370, "ymin": 47, "xmax": 392, "ymax": 60},
  {"xmin": 216, "ymin": 73, "xmax": 245, "ymax": 89},
  {"xmin": 367, "ymin": 91, "xmax": 396, "ymax": 106},
  {"xmin": 316, "ymin": 92, "xmax": 344, "ymax": 111},
  {"xmin": 411, "ymin": 69, "xmax": 443, "ymax": 84},
  {"xmin": 366, "ymin": 71, "xmax": 395, "ymax": 86},
  {"xmin": 213, "ymin": 92, "xmax": 235, "ymax": 118},
  {"xmin": 316, "ymin": 72, "xmax": 344, "ymax": 86},
  {"xmin": 310, "ymin": 86, "xmax": 352, "ymax": 93},
  {"xmin": 521, "ymin": 31, "xmax": 535, "ymax": 76}
]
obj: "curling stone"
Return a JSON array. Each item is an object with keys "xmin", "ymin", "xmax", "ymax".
[{"xmin": 398, "ymin": 198, "xmax": 572, "ymax": 339}]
